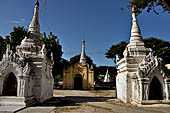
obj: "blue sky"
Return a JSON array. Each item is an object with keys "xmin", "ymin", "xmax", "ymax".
[{"xmin": 0, "ymin": 0, "xmax": 169, "ymax": 66}]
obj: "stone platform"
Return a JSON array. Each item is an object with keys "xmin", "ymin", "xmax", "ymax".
[
  {"xmin": 0, "ymin": 96, "xmax": 26, "ymax": 106},
  {"xmin": 132, "ymin": 100, "xmax": 170, "ymax": 107},
  {"xmin": 0, "ymin": 96, "xmax": 26, "ymax": 113},
  {"xmin": 0, "ymin": 106, "xmax": 24, "ymax": 113}
]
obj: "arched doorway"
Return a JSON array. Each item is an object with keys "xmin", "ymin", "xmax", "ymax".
[
  {"xmin": 148, "ymin": 76, "xmax": 163, "ymax": 100},
  {"xmin": 2, "ymin": 73, "xmax": 17, "ymax": 96},
  {"xmin": 74, "ymin": 74, "xmax": 83, "ymax": 90}
]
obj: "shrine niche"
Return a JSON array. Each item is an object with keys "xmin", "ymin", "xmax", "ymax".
[
  {"xmin": 2, "ymin": 72, "xmax": 17, "ymax": 96},
  {"xmin": 74, "ymin": 74, "xmax": 83, "ymax": 90},
  {"xmin": 148, "ymin": 76, "xmax": 163, "ymax": 100}
]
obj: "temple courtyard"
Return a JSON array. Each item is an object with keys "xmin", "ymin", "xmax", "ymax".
[{"xmin": 0, "ymin": 90, "xmax": 168, "ymax": 113}]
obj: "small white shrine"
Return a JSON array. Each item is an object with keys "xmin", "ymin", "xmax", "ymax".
[
  {"xmin": 103, "ymin": 69, "xmax": 111, "ymax": 83},
  {"xmin": 116, "ymin": 8, "xmax": 170, "ymax": 105},
  {"xmin": 0, "ymin": 0, "xmax": 54, "ymax": 107}
]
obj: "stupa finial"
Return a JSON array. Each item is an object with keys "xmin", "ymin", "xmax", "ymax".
[
  {"xmin": 127, "ymin": 6, "xmax": 144, "ymax": 47},
  {"xmin": 28, "ymin": 0, "xmax": 40, "ymax": 33},
  {"xmin": 80, "ymin": 40, "xmax": 87, "ymax": 65}
]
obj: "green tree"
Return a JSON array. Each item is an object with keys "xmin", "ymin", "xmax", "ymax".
[
  {"xmin": 42, "ymin": 32, "xmax": 63, "ymax": 77},
  {"xmin": 5, "ymin": 26, "xmax": 29, "ymax": 52},
  {"xmin": 0, "ymin": 36, "xmax": 6, "ymax": 60},
  {"xmin": 144, "ymin": 37, "xmax": 170, "ymax": 64},
  {"xmin": 105, "ymin": 41, "xmax": 128, "ymax": 63},
  {"xmin": 128, "ymin": 0, "xmax": 170, "ymax": 14},
  {"xmin": 61, "ymin": 58, "xmax": 70, "ymax": 70},
  {"xmin": 52, "ymin": 58, "xmax": 70, "ymax": 84},
  {"xmin": 106, "ymin": 37, "xmax": 170, "ymax": 64},
  {"xmin": 0, "ymin": 26, "xmax": 29, "ymax": 60}
]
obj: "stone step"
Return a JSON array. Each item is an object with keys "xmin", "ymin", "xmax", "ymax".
[
  {"xmin": 141, "ymin": 100, "xmax": 170, "ymax": 105},
  {"xmin": 0, "ymin": 96, "xmax": 26, "ymax": 106},
  {"xmin": 32, "ymin": 62, "xmax": 42, "ymax": 65},
  {"xmin": 32, "ymin": 62, "xmax": 43, "ymax": 68},
  {"xmin": 0, "ymin": 106, "xmax": 25, "ymax": 113}
]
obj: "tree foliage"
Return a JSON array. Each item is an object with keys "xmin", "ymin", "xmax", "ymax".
[
  {"xmin": 42, "ymin": 32, "xmax": 63, "ymax": 77},
  {"xmin": 60, "ymin": 58, "xmax": 70, "ymax": 70},
  {"xmin": 0, "ymin": 36, "xmax": 6, "ymax": 60},
  {"xmin": 0, "ymin": 26, "xmax": 29, "ymax": 60},
  {"xmin": 144, "ymin": 37, "xmax": 170, "ymax": 64},
  {"xmin": 128, "ymin": 0, "xmax": 170, "ymax": 14},
  {"xmin": 7, "ymin": 26, "xmax": 29, "ymax": 52},
  {"xmin": 105, "ymin": 41, "xmax": 127, "ymax": 63},
  {"xmin": 106, "ymin": 37, "xmax": 170, "ymax": 64}
]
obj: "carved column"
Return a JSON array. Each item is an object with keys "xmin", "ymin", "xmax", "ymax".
[
  {"xmin": 0, "ymin": 75, "xmax": 4, "ymax": 95},
  {"xmin": 18, "ymin": 76, "xmax": 26, "ymax": 97},
  {"xmin": 164, "ymin": 78, "xmax": 170, "ymax": 100},
  {"xmin": 138, "ymin": 78, "xmax": 143, "ymax": 102},
  {"xmin": 140, "ymin": 78, "xmax": 149, "ymax": 100}
]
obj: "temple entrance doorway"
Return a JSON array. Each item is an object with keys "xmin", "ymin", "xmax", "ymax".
[
  {"xmin": 148, "ymin": 76, "xmax": 163, "ymax": 100},
  {"xmin": 74, "ymin": 74, "xmax": 83, "ymax": 90},
  {"xmin": 2, "ymin": 72, "xmax": 17, "ymax": 96}
]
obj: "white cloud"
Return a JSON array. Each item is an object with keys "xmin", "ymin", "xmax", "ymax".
[{"xmin": 9, "ymin": 19, "xmax": 26, "ymax": 24}]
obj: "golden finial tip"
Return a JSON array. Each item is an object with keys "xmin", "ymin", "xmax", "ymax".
[{"xmin": 132, "ymin": 7, "xmax": 136, "ymax": 13}]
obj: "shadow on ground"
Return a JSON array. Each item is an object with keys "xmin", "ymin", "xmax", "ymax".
[
  {"xmin": 15, "ymin": 89, "xmax": 116, "ymax": 113},
  {"xmin": 35, "ymin": 96, "xmax": 115, "ymax": 107},
  {"xmin": 15, "ymin": 96, "xmax": 115, "ymax": 112}
]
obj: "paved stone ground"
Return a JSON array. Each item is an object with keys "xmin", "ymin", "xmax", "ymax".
[{"xmin": 1, "ymin": 90, "xmax": 170, "ymax": 113}]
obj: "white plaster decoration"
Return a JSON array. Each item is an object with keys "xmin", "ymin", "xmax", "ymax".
[
  {"xmin": 103, "ymin": 69, "xmax": 111, "ymax": 82},
  {"xmin": 116, "ymin": 7, "xmax": 170, "ymax": 105},
  {"xmin": 79, "ymin": 40, "xmax": 87, "ymax": 65},
  {"xmin": 127, "ymin": 7, "xmax": 145, "ymax": 49},
  {"xmin": 137, "ymin": 53, "xmax": 159, "ymax": 78},
  {"xmin": 19, "ymin": 79, "xmax": 25, "ymax": 97},
  {"xmin": 0, "ymin": 0, "xmax": 54, "ymax": 107},
  {"xmin": 29, "ymin": 0, "xmax": 40, "ymax": 34},
  {"xmin": 130, "ymin": 8, "xmax": 143, "ymax": 43},
  {"xmin": 40, "ymin": 44, "xmax": 47, "ymax": 58},
  {"xmin": 22, "ymin": 62, "xmax": 31, "ymax": 76}
]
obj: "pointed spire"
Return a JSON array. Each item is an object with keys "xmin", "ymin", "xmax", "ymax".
[
  {"xmin": 128, "ymin": 7, "xmax": 144, "ymax": 47},
  {"xmin": 18, "ymin": 0, "xmax": 43, "ymax": 57},
  {"xmin": 29, "ymin": 0, "xmax": 40, "ymax": 33},
  {"xmin": 106, "ymin": 68, "xmax": 109, "ymax": 76},
  {"xmin": 104, "ymin": 69, "xmax": 111, "ymax": 82},
  {"xmin": 79, "ymin": 40, "xmax": 87, "ymax": 65}
]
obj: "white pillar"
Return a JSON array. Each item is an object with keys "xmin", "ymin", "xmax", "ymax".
[
  {"xmin": 0, "ymin": 76, "xmax": 4, "ymax": 95},
  {"xmin": 164, "ymin": 79, "xmax": 170, "ymax": 100},
  {"xmin": 18, "ymin": 77, "xmax": 26, "ymax": 97}
]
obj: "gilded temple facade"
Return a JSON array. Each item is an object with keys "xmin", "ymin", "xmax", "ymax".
[{"xmin": 63, "ymin": 40, "xmax": 94, "ymax": 90}]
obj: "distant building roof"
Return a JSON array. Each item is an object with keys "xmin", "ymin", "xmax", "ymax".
[{"xmin": 165, "ymin": 64, "xmax": 170, "ymax": 70}]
